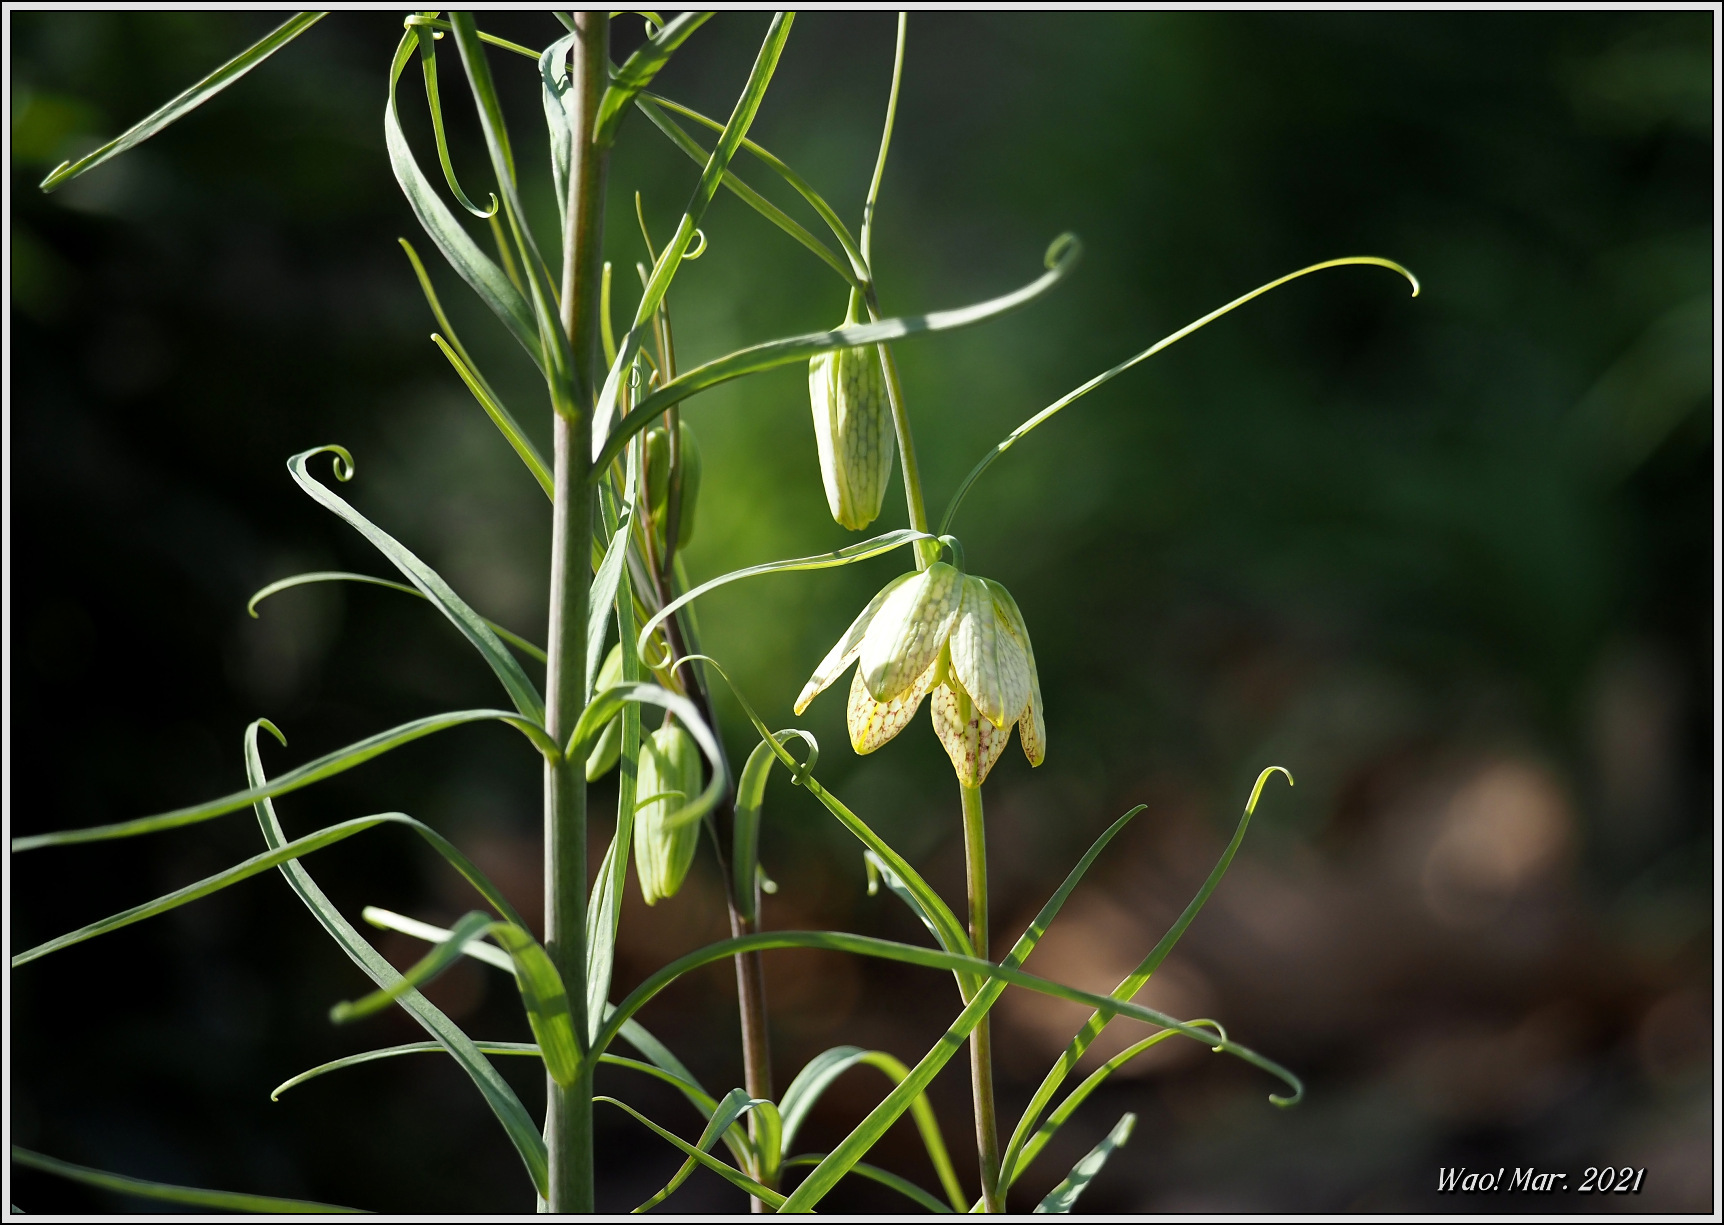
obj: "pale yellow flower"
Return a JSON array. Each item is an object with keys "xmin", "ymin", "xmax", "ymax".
[
  {"xmin": 808, "ymin": 321, "xmax": 894, "ymax": 531},
  {"xmin": 795, "ymin": 565, "xmax": 1045, "ymax": 783}
]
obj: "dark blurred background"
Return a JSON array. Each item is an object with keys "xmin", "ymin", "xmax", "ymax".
[{"xmin": 9, "ymin": 11, "xmax": 1713, "ymax": 1214}]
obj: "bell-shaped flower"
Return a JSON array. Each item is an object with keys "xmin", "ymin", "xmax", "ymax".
[
  {"xmin": 794, "ymin": 565, "xmax": 1044, "ymax": 783},
  {"xmin": 633, "ymin": 723, "xmax": 703, "ymax": 905},
  {"xmin": 808, "ymin": 296, "xmax": 895, "ymax": 531}
]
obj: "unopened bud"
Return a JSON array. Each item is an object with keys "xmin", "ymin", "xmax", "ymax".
[
  {"xmin": 633, "ymin": 723, "xmax": 702, "ymax": 905},
  {"xmin": 808, "ymin": 298, "xmax": 894, "ymax": 531},
  {"xmin": 644, "ymin": 421, "xmax": 701, "ymax": 555}
]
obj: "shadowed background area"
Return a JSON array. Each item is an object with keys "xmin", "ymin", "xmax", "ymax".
[{"xmin": 9, "ymin": 11, "xmax": 1713, "ymax": 1213}]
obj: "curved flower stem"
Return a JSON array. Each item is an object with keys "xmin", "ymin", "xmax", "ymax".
[{"xmin": 962, "ymin": 781, "xmax": 1004, "ymax": 1212}]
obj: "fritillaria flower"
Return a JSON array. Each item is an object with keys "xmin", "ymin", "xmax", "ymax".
[
  {"xmin": 794, "ymin": 563, "xmax": 1045, "ymax": 785},
  {"xmin": 633, "ymin": 723, "xmax": 703, "ymax": 905}
]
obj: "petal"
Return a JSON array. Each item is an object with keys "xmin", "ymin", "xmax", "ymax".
[
  {"xmin": 949, "ymin": 575, "xmax": 1031, "ymax": 730},
  {"xmin": 794, "ymin": 573, "xmax": 915, "ymax": 715},
  {"xmin": 847, "ymin": 654, "xmax": 938, "ymax": 754},
  {"xmin": 930, "ymin": 680, "xmax": 1012, "ymax": 786},
  {"xmin": 858, "ymin": 561, "xmax": 963, "ymax": 702},
  {"xmin": 987, "ymin": 580, "xmax": 1045, "ymax": 766}
]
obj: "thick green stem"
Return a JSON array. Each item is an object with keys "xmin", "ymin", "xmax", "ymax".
[
  {"xmin": 961, "ymin": 781, "xmax": 1003, "ymax": 1212},
  {"xmin": 544, "ymin": 11, "xmax": 608, "ymax": 1214}
]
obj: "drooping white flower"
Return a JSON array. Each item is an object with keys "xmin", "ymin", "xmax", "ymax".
[{"xmin": 795, "ymin": 565, "xmax": 1044, "ymax": 783}]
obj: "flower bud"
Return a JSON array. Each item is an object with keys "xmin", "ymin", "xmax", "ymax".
[
  {"xmin": 632, "ymin": 723, "xmax": 703, "ymax": 905},
  {"xmin": 644, "ymin": 421, "xmax": 701, "ymax": 555},
  {"xmin": 808, "ymin": 299, "xmax": 895, "ymax": 531}
]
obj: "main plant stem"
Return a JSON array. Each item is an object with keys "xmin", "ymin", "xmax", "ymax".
[
  {"xmin": 961, "ymin": 781, "xmax": 1004, "ymax": 1212},
  {"xmin": 545, "ymin": 11, "xmax": 608, "ymax": 1214}
]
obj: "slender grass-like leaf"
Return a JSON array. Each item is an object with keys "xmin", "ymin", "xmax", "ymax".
[
  {"xmin": 243, "ymin": 724, "xmax": 547, "ymax": 1195},
  {"xmin": 682, "ymin": 654, "xmax": 974, "ymax": 966},
  {"xmin": 417, "ymin": 25, "xmax": 498, "ymax": 218},
  {"xmin": 594, "ymin": 12, "xmax": 714, "ymax": 147},
  {"xmin": 586, "ymin": 464, "xmax": 637, "ymax": 700},
  {"xmin": 11, "ymin": 707, "xmax": 551, "ymax": 852},
  {"xmin": 431, "ymin": 336, "xmax": 554, "ymax": 498},
  {"xmin": 635, "ymin": 529, "xmax": 931, "ymax": 658},
  {"xmin": 635, "ymin": 91, "xmax": 866, "ymax": 277},
  {"xmin": 731, "ymin": 735, "xmax": 799, "ymax": 926},
  {"xmin": 634, "ymin": 1087, "xmax": 762, "ymax": 1212},
  {"xmin": 38, "ymin": 13, "xmax": 327, "ymax": 192},
  {"xmin": 565, "ymin": 681, "xmax": 724, "ymax": 830},
  {"xmin": 1033, "ymin": 1113, "xmax": 1134, "ymax": 1214},
  {"xmin": 13, "ymin": 811, "xmax": 532, "ymax": 968},
  {"xmin": 593, "ymin": 234, "xmax": 1082, "ymax": 472},
  {"xmin": 633, "ymin": 99, "xmax": 857, "ymax": 287},
  {"xmin": 10, "ymin": 1146, "xmax": 362, "ymax": 1214},
  {"xmin": 400, "ymin": 14, "xmax": 539, "ymax": 62},
  {"xmin": 781, "ymin": 1154, "xmax": 949, "ymax": 1214},
  {"xmin": 249, "ymin": 570, "xmax": 546, "ymax": 663},
  {"xmin": 448, "ymin": 12, "xmax": 575, "ymax": 419},
  {"xmin": 387, "ymin": 30, "xmax": 543, "ymax": 370},
  {"xmin": 588, "ymin": 14, "xmax": 792, "ymax": 453},
  {"xmin": 361, "ymin": 905, "xmax": 515, "ymax": 971},
  {"xmin": 594, "ymin": 929, "xmax": 1301, "ymax": 1108},
  {"xmin": 781, "ymin": 802, "xmax": 1156, "ymax": 1211},
  {"xmin": 1007, "ymin": 1022, "xmax": 1223, "ymax": 1189},
  {"xmin": 779, "ymin": 1046, "xmax": 966, "ymax": 1212},
  {"xmin": 598, "ymin": 1096, "xmax": 787, "ymax": 1209},
  {"xmin": 996, "ymin": 767, "xmax": 1295, "ymax": 1190},
  {"xmin": 272, "ymin": 1040, "xmax": 540, "ymax": 1100},
  {"xmin": 331, "ymin": 910, "xmax": 495, "ymax": 1022},
  {"xmin": 864, "ymin": 850, "xmax": 962, "ymax": 959},
  {"xmin": 288, "ymin": 446, "xmax": 546, "ymax": 724},
  {"xmin": 539, "ymin": 31, "xmax": 580, "ymax": 236},
  {"xmin": 938, "ymin": 258, "xmax": 1420, "ymax": 533}
]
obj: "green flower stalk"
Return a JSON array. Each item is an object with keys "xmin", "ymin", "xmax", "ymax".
[
  {"xmin": 633, "ymin": 722, "xmax": 703, "ymax": 905},
  {"xmin": 809, "ymin": 291, "xmax": 896, "ymax": 531}
]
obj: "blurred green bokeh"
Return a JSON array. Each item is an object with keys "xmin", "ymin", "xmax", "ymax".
[{"xmin": 10, "ymin": 11, "xmax": 1712, "ymax": 1214}]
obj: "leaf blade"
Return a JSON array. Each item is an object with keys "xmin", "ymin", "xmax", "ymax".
[
  {"xmin": 1033, "ymin": 1113, "xmax": 1135, "ymax": 1214},
  {"xmin": 10, "ymin": 1145, "xmax": 364, "ymax": 1214}
]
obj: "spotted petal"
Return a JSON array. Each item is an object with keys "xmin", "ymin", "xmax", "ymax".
[
  {"xmin": 793, "ymin": 573, "xmax": 915, "ymax": 715},
  {"xmin": 930, "ymin": 680, "xmax": 1011, "ymax": 786},
  {"xmin": 847, "ymin": 655, "xmax": 938, "ymax": 754},
  {"xmin": 857, "ymin": 562, "xmax": 963, "ymax": 703},
  {"xmin": 949, "ymin": 576, "xmax": 1031, "ymax": 730},
  {"xmin": 989, "ymin": 580, "xmax": 1045, "ymax": 766}
]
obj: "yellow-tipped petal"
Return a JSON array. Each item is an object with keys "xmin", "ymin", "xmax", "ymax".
[
  {"xmin": 793, "ymin": 573, "xmax": 914, "ymax": 715},
  {"xmin": 858, "ymin": 562, "xmax": 962, "ymax": 702},
  {"xmin": 847, "ymin": 654, "xmax": 938, "ymax": 754},
  {"xmin": 949, "ymin": 576, "xmax": 1030, "ymax": 730},
  {"xmin": 988, "ymin": 580, "xmax": 1045, "ymax": 767},
  {"xmin": 930, "ymin": 680, "xmax": 1011, "ymax": 786}
]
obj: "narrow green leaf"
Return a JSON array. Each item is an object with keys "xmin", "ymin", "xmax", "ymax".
[
  {"xmin": 12, "ymin": 708, "xmax": 551, "ymax": 852},
  {"xmin": 593, "ymin": 234, "xmax": 1083, "ymax": 472},
  {"xmin": 539, "ymin": 31, "xmax": 581, "ymax": 236},
  {"xmin": 687, "ymin": 654, "xmax": 974, "ymax": 968},
  {"xmin": 779, "ymin": 803, "xmax": 1167, "ymax": 1212},
  {"xmin": 417, "ymin": 24, "xmax": 499, "ymax": 218},
  {"xmin": 288, "ymin": 446, "xmax": 546, "ymax": 724},
  {"xmin": 588, "ymin": 13, "xmax": 793, "ymax": 454},
  {"xmin": 1008, "ymin": 1022, "xmax": 1223, "ymax": 1189},
  {"xmin": 634, "ymin": 1087, "xmax": 763, "ymax": 1212},
  {"xmin": 781, "ymin": 1154, "xmax": 950, "ymax": 1215},
  {"xmin": 387, "ymin": 30, "xmax": 543, "ymax": 370},
  {"xmin": 10, "ymin": 1146, "xmax": 363, "ymax": 1214},
  {"xmin": 864, "ymin": 850, "xmax": 962, "ymax": 959},
  {"xmin": 401, "ymin": 15, "xmax": 540, "ymax": 62},
  {"xmin": 39, "ymin": 13, "xmax": 327, "ymax": 192},
  {"xmin": 244, "ymin": 724, "xmax": 547, "ymax": 1196},
  {"xmin": 594, "ymin": 12, "xmax": 714, "ymax": 146},
  {"xmin": 598, "ymin": 1097, "xmax": 787, "ymax": 1209},
  {"xmin": 13, "ymin": 811, "xmax": 532, "ymax": 969},
  {"xmin": 633, "ymin": 98, "xmax": 857, "ymax": 287},
  {"xmin": 636, "ymin": 529, "xmax": 932, "ymax": 659},
  {"xmin": 779, "ymin": 1046, "xmax": 966, "ymax": 1212},
  {"xmin": 585, "ymin": 481, "xmax": 636, "ymax": 701},
  {"xmin": 361, "ymin": 905, "xmax": 515, "ymax": 972},
  {"xmin": 997, "ymin": 767, "xmax": 1295, "ymax": 1191},
  {"xmin": 249, "ymin": 569, "xmax": 547, "ymax": 663},
  {"xmin": 431, "ymin": 336, "xmax": 554, "ymax": 499},
  {"xmin": 488, "ymin": 923, "xmax": 584, "ymax": 1086},
  {"xmin": 331, "ymin": 910, "xmax": 495, "ymax": 1024},
  {"xmin": 1033, "ymin": 1113, "xmax": 1135, "ymax": 1213},
  {"xmin": 565, "ymin": 681, "xmax": 725, "ymax": 831},
  {"xmin": 593, "ymin": 930, "xmax": 1302, "ymax": 1117},
  {"xmin": 272, "ymin": 1040, "xmax": 539, "ymax": 1101},
  {"xmin": 938, "ymin": 257, "xmax": 1420, "ymax": 534},
  {"xmin": 731, "ymin": 737, "xmax": 783, "ymax": 927}
]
